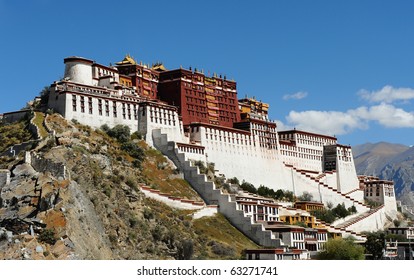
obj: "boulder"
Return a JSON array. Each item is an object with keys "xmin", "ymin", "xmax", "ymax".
[{"xmin": 11, "ymin": 164, "xmax": 37, "ymax": 178}]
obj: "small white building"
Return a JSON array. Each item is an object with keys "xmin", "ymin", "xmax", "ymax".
[
  {"xmin": 235, "ymin": 194, "xmax": 280, "ymax": 222},
  {"xmin": 386, "ymin": 227, "xmax": 414, "ymax": 240}
]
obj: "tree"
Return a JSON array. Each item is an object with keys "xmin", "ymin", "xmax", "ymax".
[
  {"xmin": 317, "ymin": 237, "xmax": 365, "ymax": 260},
  {"xmin": 348, "ymin": 205, "xmax": 357, "ymax": 214},
  {"xmin": 228, "ymin": 177, "xmax": 240, "ymax": 185},
  {"xmin": 297, "ymin": 191, "xmax": 313, "ymax": 201},
  {"xmin": 363, "ymin": 230, "xmax": 407, "ymax": 260},
  {"xmin": 40, "ymin": 86, "xmax": 51, "ymax": 105},
  {"xmin": 393, "ymin": 219, "xmax": 401, "ymax": 227},
  {"xmin": 283, "ymin": 191, "xmax": 295, "ymax": 202},
  {"xmin": 240, "ymin": 181, "xmax": 257, "ymax": 194},
  {"xmin": 275, "ymin": 189, "xmax": 285, "ymax": 200},
  {"xmin": 332, "ymin": 203, "xmax": 349, "ymax": 219},
  {"xmin": 364, "ymin": 231, "xmax": 386, "ymax": 260},
  {"xmin": 312, "ymin": 208, "xmax": 336, "ymax": 224}
]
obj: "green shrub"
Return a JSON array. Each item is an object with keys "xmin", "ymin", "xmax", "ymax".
[
  {"xmin": 176, "ymin": 239, "xmax": 194, "ymax": 260},
  {"xmin": 126, "ymin": 177, "xmax": 138, "ymax": 191},
  {"xmin": 121, "ymin": 142, "xmax": 145, "ymax": 161},
  {"xmin": 143, "ymin": 207, "xmax": 154, "ymax": 220},
  {"xmin": 0, "ymin": 232, "xmax": 7, "ymax": 242},
  {"xmin": 210, "ymin": 241, "xmax": 235, "ymax": 256},
  {"xmin": 39, "ymin": 229, "xmax": 57, "ymax": 245},
  {"xmin": 129, "ymin": 216, "xmax": 139, "ymax": 228},
  {"xmin": 106, "ymin": 125, "xmax": 130, "ymax": 143},
  {"xmin": 131, "ymin": 131, "xmax": 143, "ymax": 140}
]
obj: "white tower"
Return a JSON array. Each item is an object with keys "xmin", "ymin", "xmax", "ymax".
[{"xmin": 63, "ymin": 56, "xmax": 93, "ymax": 85}]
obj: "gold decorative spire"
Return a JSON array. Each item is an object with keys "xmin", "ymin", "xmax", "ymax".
[{"xmin": 116, "ymin": 54, "xmax": 137, "ymax": 65}]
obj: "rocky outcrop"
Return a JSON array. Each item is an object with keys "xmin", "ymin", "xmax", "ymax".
[
  {"xmin": 27, "ymin": 152, "xmax": 67, "ymax": 180},
  {"xmin": 0, "ymin": 170, "xmax": 10, "ymax": 188}
]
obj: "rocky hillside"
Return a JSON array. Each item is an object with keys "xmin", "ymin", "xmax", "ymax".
[
  {"xmin": 0, "ymin": 113, "xmax": 258, "ymax": 260},
  {"xmin": 353, "ymin": 142, "xmax": 414, "ymax": 208}
]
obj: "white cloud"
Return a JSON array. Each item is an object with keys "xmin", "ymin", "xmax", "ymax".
[
  {"xmin": 282, "ymin": 103, "xmax": 414, "ymax": 135},
  {"xmin": 274, "ymin": 120, "xmax": 293, "ymax": 131},
  {"xmin": 283, "ymin": 91, "xmax": 308, "ymax": 100},
  {"xmin": 359, "ymin": 85, "xmax": 414, "ymax": 103},
  {"xmin": 286, "ymin": 110, "xmax": 366, "ymax": 136},
  {"xmin": 351, "ymin": 103, "xmax": 414, "ymax": 128}
]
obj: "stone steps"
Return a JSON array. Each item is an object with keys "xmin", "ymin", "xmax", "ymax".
[{"xmin": 152, "ymin": 129, "xmax": 281, "ymax": 248}]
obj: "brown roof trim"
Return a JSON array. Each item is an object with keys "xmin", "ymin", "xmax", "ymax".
[
  {"xmin": 93, "ymin": 63, "xmax": 119, "ymax": 73},
  {"xmin": 64, "ymin": 56, "xmax": 94, "ymax": 65},
  {"xmin": 189, "ymin": 122, "xmax": 251, "ymax": 135},
  {"xmin": 278, "ymin": 129, "xmax": 337, "ymax": 141},
  {"xmin": 139, "ymin": 100, "xmax": 178, "ymax": 111},
  {"xmin": 295, "ymin": 201, "xmax": 324, "ymax": 206},
  {"xmin": 176, "ymin": 142, "xmax": 205, "ymax": 150}
]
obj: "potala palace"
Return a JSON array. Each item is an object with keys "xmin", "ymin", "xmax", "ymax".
[{"xmin": 8, "ymin": 55, "xmax": 399, "ymax": 259}]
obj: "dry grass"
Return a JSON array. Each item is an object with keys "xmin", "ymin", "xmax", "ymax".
[
  {"xmin": 33, "ymin": 112, "xmax": 48, "ymax": 138},
  {"xmin": 0, "ymin": 119, "xmax": 32, "ymax": 153},
  {"xmin": 46, "ymin": 114, "xmax": 73, "ymax": 134},
  {"xmin": 193, "ymin": 214, "xmax": 260, "ymax": 258}
]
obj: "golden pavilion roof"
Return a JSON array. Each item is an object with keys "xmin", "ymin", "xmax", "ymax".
[
  {"xmin": 116, "ymin": 54, "xmax": 137, "ymax": 65},
  {"xmin": 152, "ymin": 63, "xmax": 167, "ymax": 71}
]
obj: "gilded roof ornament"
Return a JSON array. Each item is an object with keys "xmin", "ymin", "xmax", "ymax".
[{"xmin": 116, "ymin": 54, "xmax": 137, "ymax": 65}]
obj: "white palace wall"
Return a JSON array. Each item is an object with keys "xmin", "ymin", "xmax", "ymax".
[
  {"xmin": 186, "ymin": 126, "xmax": 292, "ymax": 190},
  {"xmin": 138, "ymin": 104, "xmax": 185, "ymax": 147},
  {"xmin": 49, "ymin": 89, "xmax": 139, "ymax": 132},
  {"xmin": 335, "ymin": 146, "xmax": 359, "ymax": 194}
]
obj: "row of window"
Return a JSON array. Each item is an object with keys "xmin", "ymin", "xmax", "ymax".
[
  {"xmin": 280, "ymin": 149, "xmax": 323, "ymax": 161},
  {"xmin": 148, "ymin": 108, "xmax": 177, "ymax": 126},
  {"xmin": 177, "ymin": 145, "xmax": 204, "ymax": 154},
  {"xmin": 72, "ymin": 94, "xmax": 139, "ymax": 120},
  {"xmin": 251, "ymin": 123, "xmax": 277, "ymax": 133},
  {"xmin": 206, "ymin": 133, "xmax": 253, "ymax": 146},
  {"xmin": 240, "ymin": 204, "xmax": 279, "ymax": 216}
]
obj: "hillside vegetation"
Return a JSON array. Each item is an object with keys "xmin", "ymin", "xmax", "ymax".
[{"xmin": 0, "ymin": 119, "xmax": 32, "ymax": 154}]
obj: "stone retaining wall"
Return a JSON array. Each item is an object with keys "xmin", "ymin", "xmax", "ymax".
[
  {"xmin": 0, "ymin": 169, "xmax": 11, "ymax": 188},
  {"xmin": 26, "ymin": 152, "xmax": 67, "ymax": 180}
]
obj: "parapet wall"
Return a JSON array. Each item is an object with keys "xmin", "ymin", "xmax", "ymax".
[
  {"xmin": 26, "ymin": 152, "xmax": 67, "ymax": 180},
  {"xmin": 0, "ymin": 169, "xmax": 11, "ymax": 188},
  {"xmin": 344, "ymin": 206, "xmax": 389, "ymax": 233},
  {"xmin": 1, "ymin": 110, "xmax": 31, "ymax": 124},
  {"xmin": 28, "ymin": 112, "xmax": 41, "ymax": 140}
]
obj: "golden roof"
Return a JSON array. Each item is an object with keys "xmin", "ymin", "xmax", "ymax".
[
  {"xmin": 152, "ymin": 63, "xmax": 167, "ymax": 71},
  {"xmin": 116, "ymin": 54, "xmax": 137, "ymax": 65}
]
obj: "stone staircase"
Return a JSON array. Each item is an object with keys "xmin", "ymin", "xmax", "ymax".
[
  {"xmin": 344, "ymin": 188, "xmax": 362, "ymax": 196},
  {"xmin": 286, "ymin": 164, "xmax": 391, "ymax": 237},
  {"xmin": 332, "ymin": 205, "xmax": 385, "ymax": 232},
  {"xmin": 287, "ymin": 164, "xmax": 370, "ymax": 210},
  {"xmin": 152, "ymin": 129, "xmax": 282, "ymax": 247},
  {"xmin": 314, "ymin": 218, "xmax": 367, "ymax": 242},
  {"xmin": 140, "ymin": 185, "xmax": 205, "ymax": 210}
]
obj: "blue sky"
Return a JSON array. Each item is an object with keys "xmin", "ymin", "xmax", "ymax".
[{"xmin": 1, "ymin": 0, "xmax": 414, "ymax": 146}]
